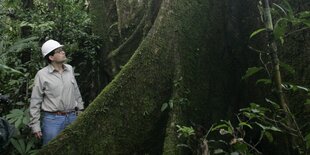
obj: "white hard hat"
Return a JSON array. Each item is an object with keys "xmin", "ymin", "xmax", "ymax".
[{"xmin": 41, "ymin": 39, "xmax": 64, "ymax": 57}]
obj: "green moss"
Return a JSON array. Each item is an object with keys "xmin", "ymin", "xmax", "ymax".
[
  {"xmin": 40, "ymin": 6, "xmax": 176, "ymax": 154},
  {"xmin": 38, "ymin": 0, "xmax": 283, "ymax": 154}
]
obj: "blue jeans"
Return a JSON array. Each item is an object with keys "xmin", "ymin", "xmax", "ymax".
[{"xmin": 42, "ymin": 112, "xmax": 76, "ymax": 145}]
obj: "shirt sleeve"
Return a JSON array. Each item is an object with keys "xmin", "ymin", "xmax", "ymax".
[
  {"xmin": 72, "ymin": 68, "xmax": 84, "ymax": 110},
  {"xmin": 74, "ymin": 83, "xmax": 84, "ymax": 110},
  {"xmin": 29, "ymin": 73, "xmax": 43, "ymax": 133}
]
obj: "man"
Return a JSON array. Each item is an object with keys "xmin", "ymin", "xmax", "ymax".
[{"xmin": 29, "ymin": 39, "xmax": 84, "ymax": 145}]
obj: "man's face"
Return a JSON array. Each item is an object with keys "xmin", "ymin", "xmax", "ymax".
[{"xmin": 49, "ymin": 48, "xmax": 67, "ymax": 63}]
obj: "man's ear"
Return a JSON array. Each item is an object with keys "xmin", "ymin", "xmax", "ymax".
[{"xmin": 49, "ymin": 55, "xmax": 54, "ymax": 62}]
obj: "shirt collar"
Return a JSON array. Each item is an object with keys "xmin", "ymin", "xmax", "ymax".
[{"xmin": 48, "ymin": 64, "xmax": 68, "ymax": 73}]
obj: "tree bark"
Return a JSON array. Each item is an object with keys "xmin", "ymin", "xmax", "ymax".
[{"xmin": 39, "ymin": 0, "xmax": 309, "ymax": 154}]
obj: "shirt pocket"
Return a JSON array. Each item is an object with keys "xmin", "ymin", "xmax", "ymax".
[{"xmin": 45, "ymin": 82, "xmax": 61, "ymax": 98}]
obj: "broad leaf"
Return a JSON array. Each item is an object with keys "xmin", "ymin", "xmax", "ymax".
[
  {"xmin": 10, "ymin": 139, "xmax": 23, "ymax": 154},
  {"xmin": 272, "ymin": 3, "xmax": 287, "ymax": 16},
  {"xmin": 250, "ymin": 28, "xmax": 267, "ymax": 39},
  {"xmin": 281, "ymin": 0, "xmax": 294, "ymax": 19},
  {"xmin": 239, "ymin": 122, "xmax": 253, "ymax": 129},
  {"xmin": 0, "ymin": 64, "xmax": 23, "ymax": 75},
  {"xmin": 303, "ymin": 20, "xmax": 310, "ymax": 27},
  {"xmin": 214, "ymin": 149, "xmax": 225, "ymax": 154},
  {"xmin": 296, "ymin": 86, "xmax": 309, "ymax": 92},
  {"xmin": 285, "ymin": 84, "xmax": 309, "ymax": 92},
  {"xmin": 168, "ymin": 100, "xmax": 173, "ymax": 109},
  {"xmin": 280, "ymin": 61, "xmax": 295, "ymax": 75},
  {"xmin": 274, "ymin": 18, "xmax": 288, "ymax": 44},
  {"xmin": 256, "ymin": 122, "xmax": 282, "ymax": 132},
  {"xmin": 298, "ymin": 11, "xmax": 310, "ymax": 18},
  {"xmin": 264, "ymin": 131, "xmax": 274, "ymax": 142},
  {"xmin": 23, "ymin": 116, "xmax": 30, "ymax": 125},
  {"xmin": 161, "ymin": 103, "xmax": 168, "ymax": 112},
  {"xmin": 211, "ymin": 124, "xmax": 229, "ymax": 131},
  {"xmin": 265, "ymin": 98, "xmax": 280, "ymax": 109},
  {"xmin": 26, "ymin": 140, "xmax": 34, "ymax": 152},
  {"xmin": 256, "ymin": 79, "xmax": 272, "ymax": 85},
  {"xmin": 18, "ymin": 139, "xmax": 26, "ymax": 153},
  {"xmin": 242, "ymin": 67, "xmax": 263, "ymax": 80},
  {"xmin": 15, "ymin": 116, "xmax": 23, "ymax": 128},
  {"xmin": 270, "ymin": 126, "xmax": 282, "ymax": 132}
]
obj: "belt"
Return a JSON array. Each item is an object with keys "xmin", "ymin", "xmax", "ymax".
[{"xmin": 45, "ymin": 111, "xmax": 75, "ymax": 115}]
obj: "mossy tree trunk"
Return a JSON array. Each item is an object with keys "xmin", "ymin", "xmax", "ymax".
[
  {"xmin": 39, "ymin": 0, "xmax": 309, "ymax": 154},
  {"xmin": 86, "ymin": 0, "xmax": 160, "ymax": 103},
  {"xmin": 39, "ymin": 0, "xmax": 258, "ymax": 154}
]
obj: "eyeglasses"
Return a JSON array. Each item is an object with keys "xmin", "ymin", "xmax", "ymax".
[{"xmin": 54, "ymin": 48, "xmax": 64, "ymax": 53}]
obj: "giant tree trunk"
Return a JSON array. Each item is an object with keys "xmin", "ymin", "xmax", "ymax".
[
  {"xmin": 39, "ymin": 0, "xmax": 309, "ymax": 154},
  {"xmin": 83, "ymin": 0, "xmax": 160, "ymax": 104},
  {"xmin": 39, "ymin": 0, "xmax": 258, "ymax": 154}
]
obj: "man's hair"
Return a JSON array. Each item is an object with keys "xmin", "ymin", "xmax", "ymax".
[{"xmin": 44, "ymin": 51, "xmax": 55, "ymax": 64}]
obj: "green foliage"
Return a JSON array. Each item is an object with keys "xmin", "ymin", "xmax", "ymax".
[
  {"xmin": 247, "ymin": 1, "xmax": 310, "ymax": 153},
  {"xmin": 161, "ymin": 99, "xmax": 174, "ymax": 112},
  {"xmin": 3, "ymin": 106, "xmax": 37, "ymax": 154},
  {"xmin": 172, "ymin": 0, "xmax": 310, "ymax": 154},
  {"xmin": 256, "ymin": 79, "xmax": 271, "ymax": 85},
  {"xmin": 0, "ymin": 64, "xmax": 23, "ymax": 75},
  {"xmin": 176, "ymin": 125, "xmax": 195, "ymax": 138},
  {"xmin": 175, "ymin": 124, "xmax": 196, "ymax": 151},
  {"xmin": 251, "ymin": 0, "xmax": 310, "ymax": 44},
  {"xmin": 0, "ymin": 37, "xmax": 37, "ymax": 78},
  {"xmin": 161, "ymin": 102, "xmax": 169, "ymax": 112},
  {"xmin": 10, "ymin": 138, "xmax": 38, "ymax": 155},
  {"xmin": 281, "ymin": 83, "xmax": 309, "ymax": 93},
  {"xmin": 5, "ymin": 108, "xmax": 30, "ymax": 129},
  {"xmin": 161, "ymin": 98, "xmax": 189, "ymax": 112},
  {"xmin": 176, "ymin": 78, "xmax": 310, "ymax": 154},
  {"xmin": 249, "ymin": 28, "xmax": 266, "ymax": 39},
  {"xmin": 211, "ymin": 120, "xmax": 234, "ymax": 135},
  {"xmin": 240, "ymin": 103, "xmax": 270, "ymax": 118},
  {"xmin": 0, "ymin": 37, "xmax": 38, "ymax": 108},
  {"xmin": 279, "ymin": 61, "xmax": 295, "ymax": 75},
  {"xmin": 242, "ymin": 67, "xmax": 263, "ymax": 80},
  {"xmin": 203, "ymin": 100, "xmax": 305, "ymax": 154},
  {"xmin": 0, "ymin": 0, "xmax": 102, "ymax": 154}
]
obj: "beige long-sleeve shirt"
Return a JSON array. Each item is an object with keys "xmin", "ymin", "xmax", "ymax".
[{"xmin": 29, "ymin": 64, "xmax": 84, "ymax": 133}]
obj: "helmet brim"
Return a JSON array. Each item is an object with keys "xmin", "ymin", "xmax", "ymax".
[{"xmin": 43, "ymin": 45, "xmax": 64, "ymax": 57}]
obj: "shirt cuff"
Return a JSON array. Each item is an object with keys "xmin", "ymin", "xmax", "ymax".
[
  {"xmin": 78, "ymin": 103, "xmax": 84, "ymax": 110},
  {"xmin": 31, "ymin": 124, "xmax": 41, "ymax": 133}
]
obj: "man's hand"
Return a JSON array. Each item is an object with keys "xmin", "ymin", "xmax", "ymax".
[
  {"xmin": 34, "ymin": 131, "xmax": 42, "ymax": 139},
  {"xmin": 76, "ymin": 110, "xmax": 83, "ymax": 116}
]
